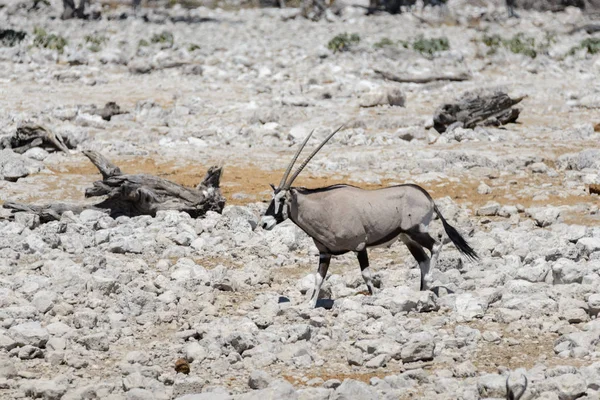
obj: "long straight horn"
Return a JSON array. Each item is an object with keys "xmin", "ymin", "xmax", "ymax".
[
  {"xmin": 284, "ymin": 125, "xmax": 344, "ymax": 189},
  {"xmin": 278, "ymin": 129, "xmax": 314, "ymax": 189}
]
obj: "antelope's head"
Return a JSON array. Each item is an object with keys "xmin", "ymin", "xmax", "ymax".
[{"xmin": 260, "ymin": 126, "xmax": 344, "ymax": 231}]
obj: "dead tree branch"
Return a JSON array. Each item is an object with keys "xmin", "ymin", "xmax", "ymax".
[
  {"xmin": 3, "ymin": 151, "xmax": 225, "ymax": 222},
  {"xmin": 433, "ymin": 91, "xmax": 525, "ymax": 133},
  {"xmin": 375, "ymin": 69, "xmax": 471, "ymax": 84}
]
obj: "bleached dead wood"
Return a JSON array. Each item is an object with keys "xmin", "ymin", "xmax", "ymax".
[
  {"xmin": 433, "ymin": 91, "xmax": 524, "ymax": 133},
  {"xmin": 3, "ymin": 151, "xmax": 225, "ymax": 222},
  {"xmin": 375, "ymin": 69, "xmax": 471, "ymax": 84},
  {"xmin": 4, "ymin": 124, "xmax": 71, "ymax": 154}
]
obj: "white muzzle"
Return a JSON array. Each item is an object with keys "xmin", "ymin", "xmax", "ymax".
[{"xmin": 261, "ymin": 216, "xmax": 277, "ymax": 230}]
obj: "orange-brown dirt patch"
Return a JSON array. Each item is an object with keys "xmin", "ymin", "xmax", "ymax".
[{"xmin": 20, "ymin": 156, "xmax": 597, "ymax": 227}]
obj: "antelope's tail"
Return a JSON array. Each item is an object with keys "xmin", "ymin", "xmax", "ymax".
[{"xmin": 434, "ymin": 205, "xmax": 478, "ymax": 261}]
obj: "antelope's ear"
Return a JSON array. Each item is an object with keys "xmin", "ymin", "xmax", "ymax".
[{"xmin": 269, "ymin": 183, "xmax": 276, "ymax": 190}]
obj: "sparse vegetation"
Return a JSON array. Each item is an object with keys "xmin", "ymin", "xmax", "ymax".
[
  {"xmin": 374, "ymin": 37, "xmax": 394, "ymax": 49},
  {"xmin": 327, "ymin": 33, "xmax": 360, "ymax": 53},
  {"xmin": 151, "ymin": 31, "xmax": 174, "ymax": 48},
  {"xmin": 32, "ymin": 27, "xmax": 67, "ymax": 54},
  {"xmin": 503, "ymin": 33, "xmax": 537, "ymax": 58},
  {"xmin": 412, "ymin": 35, "xmax": 450, "ymax": 57},
  {"xmin": 569, "ymin": 37, "xmax": 600, "ymax": 56},
  {"xmin": 138, "ymin": 39, "xmax": 149, "ymax": 48},
  {"xmin": 481, "ymin": 33, "xmax": 541, "ymax": 58},
  {"xmin": 0, "ymin": 29, "xmax": 27, "ymax": 47},
  {"xmin": 188, "ymin": 43, "xmax": 201, "ymax": 52},
  {"xmin": 374, "ymin": 36, "xmax": 448, "ymax": 56},
  {"xmin": 84, "ymin": 34, "xmax": 107, "ymax": 53}
]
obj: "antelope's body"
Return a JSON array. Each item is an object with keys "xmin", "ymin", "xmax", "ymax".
[
  {"xmin": 290, "ymin": 184, "xmax": 435, "ymax": 254},
  {"xmin": 260, "ymin": 126, "xmax": 477, "ymax": 307}
]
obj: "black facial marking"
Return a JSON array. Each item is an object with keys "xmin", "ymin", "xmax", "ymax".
[{"xmin": 265, "ymin": 198, "xmax": 285, "ymax": 224}]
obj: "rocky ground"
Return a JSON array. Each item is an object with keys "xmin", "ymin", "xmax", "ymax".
[{"xmin": 1, "ymin": 0, "xmax": 600, "ymax": 399}]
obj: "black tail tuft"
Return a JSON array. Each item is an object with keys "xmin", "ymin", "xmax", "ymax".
[{"xmin": 434, "ymin": 206, "xmax": 478, "ymax": 261}]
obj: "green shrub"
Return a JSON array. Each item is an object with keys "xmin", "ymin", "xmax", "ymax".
[
  {"xmin": 138, "ymin": 39, "xmax": 149, "ymax": 48},
  {"xmin": 504, "ymin": 33, "xmax": 536, "ymax": 58},
  {"xmin": 84, "ymin": 34, "xmax": 107, "ymax": 53},
  {"xmin": 374, "ymin": 37, "xmax": 394, "ymax": 49},
  {"xmin": 188, "ymin": 43, "xmax": 200, "ymax": 52},
  {"xmin": 569, "ymin": 37, "xmax": 600, "ymax": 56},
  {"xmin": 32, "ymin": 27, "xmax": 67, "ymax": 54},
  {"xmin": 151, "ymin": 31, "xmax": 174, "ymax": 48},
  {"xmin": 481, "ymin": 32, "xmax": 538, "ymax": 58},
  {"xmin": 412, "ymin": 35, "xmax": 450, "ymax": 57},
  {"xmin": 327, "ymin": 33, "xmax": 360, "ymax": 53}
]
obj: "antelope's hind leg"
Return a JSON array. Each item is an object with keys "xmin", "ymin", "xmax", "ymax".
[
  {"xmin": 412, "ymin": 231, "xmax": 442, "ymax": 280},
  {"xmin": 401, "ymin": 235, "xmax": 432, "ymax": 291},
  {"xmin": 357, "ymin": 250, "xmax": 376, "ymax": 295},
  {"xmin": 309, "ymin": 253, "xmax": 331, "ymax": 308}
]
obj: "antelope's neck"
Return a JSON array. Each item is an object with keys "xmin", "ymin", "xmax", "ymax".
[{"xmin": 288, "ymin": 190, "xmax": 323, "ymax": 238}]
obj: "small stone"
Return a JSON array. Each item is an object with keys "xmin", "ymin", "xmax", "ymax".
[
  {"xmin": 248, "ymin": 370, "xmax": 272, "ymax": 390},
  {"xmin": 184, "ymin": 342, "xmax": 207, "ymax": 363},
  {"xmin": 8, "ymin": 322, "xmax": 49, "ymax": 348},
  {"xmin": 18, "ymin": 345, "xmax": 44, "ymax": 360},
  {"xmin": 477, "ymin": 202, "xmax": 500, "ymax": 216},
  {"xmin": 175, "ymin": 358, "xmax": 190, "ymax": 374},
  {"xmin": 365, "ymin": 354, "xmax": 389, "ymax": 368},
  {"xmin": 332, "ymin": 379, "xmax": 378, "ymax": 399},
  {"xmin": 21, "ymin": 379, "xmax": 67, "ymax": 400},
  {"xmin": 401, "ymin": 332, "xmax": 434, "ymax": 362}
]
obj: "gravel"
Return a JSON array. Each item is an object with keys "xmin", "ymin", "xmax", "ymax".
[{"xmin": 1, "ymin": 0, "xmax": 600, "ymax": 398}]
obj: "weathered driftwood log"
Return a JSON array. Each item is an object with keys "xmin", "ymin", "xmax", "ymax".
[
  {"xmin": 3, "ymin": 151, "xmax": 225, "ymax": 222},
  {"xmin": 3, "ymin": 124, "xmax": 71, "ymax": 154},
  {"xmin": 375, "ymin": 69, "xmax": 471, "ymax": 84},
  {"xmin": 433, "ymin": 91, "xmax": 524, "ymax": 133}
]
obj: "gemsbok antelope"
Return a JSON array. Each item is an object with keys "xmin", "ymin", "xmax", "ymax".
[{"xmin": 260, "ymin": 126, "xmax": 478, "ymax": 307}]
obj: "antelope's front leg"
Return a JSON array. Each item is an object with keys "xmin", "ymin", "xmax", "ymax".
[
  {"xmin": 308, "ymin": 253, "xmax": 331, "ymax": 308},
  {"xmin": 357, "ymin": 250, "xmax": 376, "ymax": 295}
]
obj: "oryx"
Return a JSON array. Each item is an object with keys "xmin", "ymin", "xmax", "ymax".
[{"xmin": 260, "ymin": 126, "xmax": 478, "ymax": 307}]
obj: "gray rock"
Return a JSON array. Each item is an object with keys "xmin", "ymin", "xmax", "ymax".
[
  {"xmin": 537, "ymin": 374, "xmax": 587, "ymax": 400},
  {"xmin": 477, "ymin": 374, "xmax": 506, "ymax": 398},
  {"xmin": 346, "ymin": 346, "xmax": 363, "ymax": 366},
  {"xmin": 32, "ymin": 290, "xmax": 57, "ymax": 314},
  {"xmin": 578, "ymin": 237, "xmax": 600, "ymax": 257},
  {"xmin": 236, "ymin": 379, "xmax": 297, "ymax": 400},
  {"xmin": 128, "ymin": 58, "xmax": 153, "ymax": 74},
  {"xmin": 365, "ymin": 353, "xmax": 390, "ymax": 368},
  {"xmin": 528, "ymin": 207, "xmax": 561, "ymax": 227},
  {"xmin": 21, "ymin": 379, "xmax": 67, "ymax": 400},
  {"xmin": 126, "ymin": 388, "xmax": 156, "ymax": 400},
  {"xmin": 454, "ymin": 293, "xmax": 487, "ymax": 321},
  {"xmin": 553, "ymin": 259, "xmax": 585, "ymax": 284},
  {"xmin": 0, "ymin": 149, "xmax": 44, "ymax": 181},
  {"xmin": 296, "ymin": 388, "xmax": 333, "ymax": 400},
  {"xmin": 18, "ymin": 344, "xmax": 44, "ymax": 359},
  {"xmin": 477, "ymin": 202, "xmax": 500, "ymax": 216},
  {"xmin": 0, "ymin": 334, "xmax": 17, "ymax": 351},
  {"xmin": 453, "ymin": 361, "xmax": 477, "ymax": 378},
  {"xmin": 79, "ymin": 332, "xmax": 110, "ymax": 351},
  {"xmin": 332, "ymin": 379, "xmax": 378, "ymax": 400},
  {"xmin": 401, "ymin": 332, "xmax": 434, "ymax": 362},
  {"xmin": 8, "ymin": 322, "xmax": 49, "ymax": 347},
  {"xmin": 176, "ymin": 394, "xmax": 232, "ymax": 400},
  {"xmin": 248, "ymin": 370, "xmax": 273, "ymax": 390},
  {"xmin": 184, "ymin": 342, "xmax": 207, "ymax": 363},
  {"xmin": 360, "ymin": 87, "xmax": 405, "ymax": 108}
]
